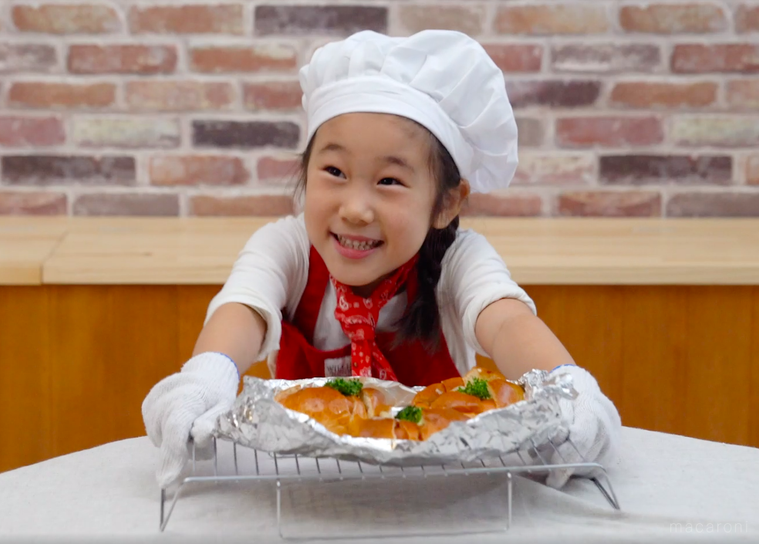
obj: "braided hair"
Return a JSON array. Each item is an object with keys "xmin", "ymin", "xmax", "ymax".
[{"xmin": 393, "ymin": 133, "xmax": 460, "ymax": 350}]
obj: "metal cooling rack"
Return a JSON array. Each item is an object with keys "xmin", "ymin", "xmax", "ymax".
[{"xmin": 159, "ymin": 436, "xmax": 620, "ymax": 539}]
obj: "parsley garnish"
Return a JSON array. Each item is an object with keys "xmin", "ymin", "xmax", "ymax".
[
  {"xmin": 325, "ymin": 378, "xmax": 363, "ymax": 397},
  {"xmin": 456, "ymin": 377, "xmax": 492, "ymax": 400},
  {"xmin": 395, "ymin": 406, "xmax": 422, "ymax": 424}
]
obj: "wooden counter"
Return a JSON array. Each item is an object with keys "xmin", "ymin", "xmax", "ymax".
[
  {"xmin": 30, "ymin": 217, "xmax": 759, "ymax": 285},
  {"xmin": 0, "ymin": 218, "xmax": 69, "ymax": 285},
  {"xmin": 42, "ymin": 217, "xmax": 272, "ymax": 285},
  {"xmin": 1, "ymin": 217, "xmax": 758, "ymax": 473}
]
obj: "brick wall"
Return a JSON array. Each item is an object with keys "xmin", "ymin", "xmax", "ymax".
[{"xmin": 1, "ymin": 1, "xmax": 758, "ymax": 218}]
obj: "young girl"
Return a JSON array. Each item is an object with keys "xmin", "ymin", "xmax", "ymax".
[{"xmin": 143, "ymin": 30, "xmax": 620, "ymax": 490}]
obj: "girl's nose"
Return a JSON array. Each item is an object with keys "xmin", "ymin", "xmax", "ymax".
[{"xmin": 339, "ymin": 186, "xmax": 374, "ymax": 225}]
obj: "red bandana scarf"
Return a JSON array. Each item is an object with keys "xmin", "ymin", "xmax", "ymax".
[{"xmin": 331, "ymin": 255, "xmax": 418, "ymax": 381}]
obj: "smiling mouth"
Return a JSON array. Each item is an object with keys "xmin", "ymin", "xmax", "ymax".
[{"xmin": 333, "ymin": 233, "xmax": 383, "ymax": 251}]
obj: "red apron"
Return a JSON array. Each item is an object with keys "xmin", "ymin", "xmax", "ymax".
[{"xmin": 275, "ymin": 247, "xmax": 460, "ymax": 387}]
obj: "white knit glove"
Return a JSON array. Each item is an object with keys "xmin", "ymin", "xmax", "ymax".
[
  {"xmin": 142, "ymin": 352, "xmax": 239, "ymax": 488},
  {"xmin": 545, "ymin": 365, "xmax": 621, "ymax": 489}
]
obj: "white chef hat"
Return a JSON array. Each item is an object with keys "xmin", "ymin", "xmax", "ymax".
[{"xmin": 299, "ymin": 30, "xmax": 518, "ymax": 194}]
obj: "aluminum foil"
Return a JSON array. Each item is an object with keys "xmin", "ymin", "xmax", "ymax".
[{"xmin": 215, "ymin": 369, "xmax": 577, "ymax": 466}]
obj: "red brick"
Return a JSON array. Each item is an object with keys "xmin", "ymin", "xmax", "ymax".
[
  {"xmin": 190, "ymin": 194, "xmax": 295, "ymax": 216},
  {"xmin": 461, "ymin": 192, "xmax": 543, "ymax": 216},
  {"xmin": 483, "ymin": 44, "xmax": 542, "ymax": 72},
  {"xmin": 600, "ymin": 155, "xmax": 732, "ymax": 185},
  {"xmin": 129, "ymin": 5, "xmax": 244, "ymax": 34},
  {"xmin": 0, "ymin": 44, "xmax": 57, "ymax": 73},
  {"xmin": 495, "ymin": 5, "xmax": 610, "ymax": 35},
  {"xmin": 126, "ymin": 81, "xmax": 234, "ymax": 111},
  {"xmin": 672, "ymin": 44, "xmax": 759, "ymax": 73},
  {"xmin": 610, "ymin": 82, "xmax": 717, "ymax": 108},
  {"xmin": 619, "ymin": 4, "xmax": 727, "ymax": 34},
  {"xmin": 672, "ymin": 117, "xmax": 759, "ymax": 147},
  {"xmin": 8, "ymin": 82, "xmax": 115, "ymax": 109},
  {"xmin": 73, "ymin": 118, "xmax": 180, "ymax": 149},
  {"xmin": 736, "ymin": 4, "xmax": 759, "ymax": 33},
  {"xmin": 150, "ymin": 156, "xmax": 249, "ymax": 186},
  {"xmin": 398, "ymin": 5, "xmax": 486, "ymax": 35},
  {"xmin": 68, "ymin": 45, "xmax": 177, "ymax": 74},
  {"xmin": 557, "ymin": 191, "xmax": 662, "ymax": 217},
  {"xmin": 74, "ymin": 193, "xmax": 179, "ymax": 216},
  {"xmin": 551, "ymin": 44, "xmax": 661, "ymax": 73},
  {"xmin": 726, "ymin": 80, "xmax": 759, "ymax": 109},
  {"xmin": 243, "ymin": 81, "xmax": 301, "ymax": 111},
  {"xmin": 12, "ymin": 4, "xmax": 120, "ymax": 34},
  {"xmin": 746, "ymin": 155, "xmax": 759, "ymax": 185},
  {"xmin": 506, "ymin": 80, "xmax": 601, "ymax": 108},
  {"xmin": 512, "ymin": 153, "xmax": 595, "ymax": 186},
  {"xmin": 255, "ymin": 5, "xmax": 387, "ymax": 36},
  {"xmin": 556, "ymin": 117, "xmax": 664, "ymax": 148},
  {"xmin": 0, "ymin": 191, "xmax": 67, "ymax": 215},
  {"xmin": 0, "ymin": 117, "xmax": 64, "ymax": 147},
  {"xmin": 2, "ymin": 155, "xmax": 135, "ymax": 186},
  {"xmin": 193, "ymin": 121, "xmax": 300, "ymax": 149},
  {"xmin": 516, "ymin": 118, "xmax": 545, "ymax": 147},
  {"xmin": 667, "ymin": 192, "xmax": 759, "ymax": 217},
  {"xmin": 256, "ymin": 156, "xmax": 300, "ymax": 185},
  {"xmin": 190, "ymin": 45, "xmax": 297, "ymax": 73}
]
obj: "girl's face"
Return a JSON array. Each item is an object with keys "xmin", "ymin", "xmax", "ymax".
[{"xmin": 304, "ymin": 113, "xmax": 439, "ymax": 296}]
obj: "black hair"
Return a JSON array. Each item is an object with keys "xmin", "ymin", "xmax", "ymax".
[{"xmin": 295, "ymin": 121, "xmax": 462, "ymax": 350}]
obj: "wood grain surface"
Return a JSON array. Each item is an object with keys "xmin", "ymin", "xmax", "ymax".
[
  {"xmin": 0, "ymin": 218, "xmax": 69, "ymax": 285},
  {"xmin": 22, "ymin": 217, "xmax": 759, "ymax": 285},
  {"xmin": 2, "ymin": 283, "xmax": 756, "ymax": 473}
]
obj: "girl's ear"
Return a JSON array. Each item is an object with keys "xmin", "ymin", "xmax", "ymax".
[{"xmin": 432, "ymin": 179, "xmax": 471, "ymax": 229}]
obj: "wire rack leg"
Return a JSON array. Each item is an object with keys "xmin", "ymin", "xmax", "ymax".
[
  {"xmin": 590, "ymin": 472, "xmax": 621, "ymax": 510},
  {"xmin": 159, "ymin": 483, "xmax": 188, "ymax": 532},
  {"xmin": 276, "ymin": 480, "xmax": 283, "ymax": 539},
  {"xmin": 213, "ymin": 436, "xmax": 218, "ymax": 477},
  {"xmin": 507, "ymin": 472, "xmax": 512, "ymax": 529},
  {"xmin": 160, "ymin": 489, "xmax": 165, "ymax": 530}
]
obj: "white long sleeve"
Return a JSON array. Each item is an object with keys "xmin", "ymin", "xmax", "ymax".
[
  {"xmin": 438, "ymin": 227, "xmax": 537, "ymax": 366},
  {"xmin": 205, "ymin": 215, "xmax": 311, "ymax": 361},
  {"xmin": 206, "ymin": 215, "xmax": 536, "ymax": 376}
]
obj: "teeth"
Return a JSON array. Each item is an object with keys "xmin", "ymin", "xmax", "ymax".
[{"xmin": 337, "ymin": 235, "xmax": 379, "ymax": 251}]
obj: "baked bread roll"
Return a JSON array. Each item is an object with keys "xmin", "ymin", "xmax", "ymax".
[
  {"xmin": 275, "ymin": 369, "xmax": 524, "ymax": 441},
  {"xmin": 429, "ymin": 390, "xmax": 496, "ymax": 417},
  {"xmin": 395, "ymin": 419, "xmax": 421, "ymax": 440},
  {"xmin": 276, "ymin": 379, "xmax": 395, "ymax": 435},
  {"xmin": 411, "ymin": 376, "xmax": 464, "ymax": 408},
  {"xmin": 411, "ymin": 367, "xmax": 524, "ymax": 415},
  {"xmin": 441, "ymin": 377, "xmax": 464, "ymax": 392},
  {"xmin": 411, "ymin": 383, "xmax": 445, "ymax": 408},
  {"xmin": 347, "ymin": 417, "xmax": 421, "ymax": 440},
  {"xmin": 347, "ymin": 417, "xmax": 394, "ymax": 438},
  {"xmin": 276, "ymin": 386, "xmax": 365, "ymax": 435},
  {"xmin": 462, "ymin": 367, "xmax": 504, "ymax": 384},
  {"xmin": 418, "ymin": 408, "xmax": 469, "ymax": 440},
  {"xmin": 487, "ymin": 379, "xmax": 524, "ymax": 408},
  {"xmin": 395, "ymin": 405, "xmax": 469, "ymax": 440},
  {"xmin": 362, "ymin": 387, "xmax": 392, "ymax": 418}
]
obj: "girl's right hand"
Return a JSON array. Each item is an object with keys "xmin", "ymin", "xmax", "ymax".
[
  {"xmin": 141, "ymin": 352, "xmax": 240, "ymax": 488},
  {"xmin": 545, "ymin": 365, "xmax": 621, "ymax": 489}
]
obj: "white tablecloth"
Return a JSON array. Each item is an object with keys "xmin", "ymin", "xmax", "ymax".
[{"xmin": 1, "ymin": 427, "xmax": 757, "ymax": 543}]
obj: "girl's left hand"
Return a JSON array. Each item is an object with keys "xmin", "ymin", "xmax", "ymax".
[{"xmin": 545, "ymin": 365, "xmax": 622, "ymax": 489}]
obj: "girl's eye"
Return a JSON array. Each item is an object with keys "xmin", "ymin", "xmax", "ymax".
[
  {"xmin": 325, "ymin": 166, "xmax": 344, "ymax": 178},
  {"xmin": 378, "ymin": 178, "xmax": 403, "ymax": 186}
]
